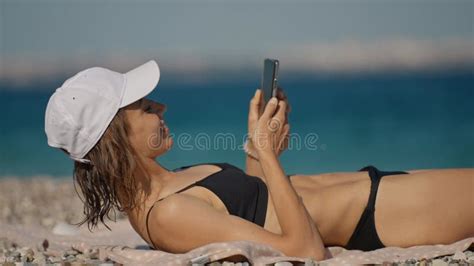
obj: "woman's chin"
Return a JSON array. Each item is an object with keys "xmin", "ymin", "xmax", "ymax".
[{"xmin": 151, "ymin": 137, "xmax": 173, "ymax": 157}]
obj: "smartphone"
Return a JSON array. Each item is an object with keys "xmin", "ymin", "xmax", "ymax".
[{"xmin": 260, "ymin": 58, "xmax": 279, "ymax": 110}]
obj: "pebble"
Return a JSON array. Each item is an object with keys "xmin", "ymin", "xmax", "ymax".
[
  {"xmin": 49, "ymin": 256, "xmax": 62, "ymax": 263},
  {"xmin": 86, "ymin": 250, "xmax": 99, "ymax": 259},
  {"xmin": 418, "ymin": 258, "xmax": 430, "ymax": 266},
  {"xmin": 5, "ymin": 256, "xmax": 18, "ymax": 263},
  {"xmin": 275, "ymin": 262, "xmax": 293, "ymax": 266},
  {"xmin": 432, "ymin": 258, "xmax": 448, "ymax": 266},
  {"xmin": 75, "ymin": 254, "xmax": 87, "ymax": 260},
  {"xmin": 44, "ymin": 250, "xmax": 62, "ymax": 258},
  {"xmin": 9, "ymin": 251, "xmax": 20, "ymax": 257},
  {"xmin": 33, "ymin": 253, "xmax": 47, "ymax": 264},
  {"xmin": 85, "ymin": 259, "xmax": 107, "ymax": 264},
  {"xmin": 42, "ymin": 239, "xmax": 49, "ymax": 251},
  {"xmin": 453, "ymin": 250, "xmax": 467, "ymax": 261},
  {"xmin": 19, "ymin": 248, "xmax": 34, "ymax": 262},
  {"xmin": 65, "ymin": 249, "xmax": 79, "ymax": 256}
]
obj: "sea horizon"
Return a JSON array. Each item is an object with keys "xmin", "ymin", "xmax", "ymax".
[{"xmin": 1, "ymin": 70, "xmax": 473, "ymax": 179}]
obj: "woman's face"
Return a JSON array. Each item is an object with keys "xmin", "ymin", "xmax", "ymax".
[{"xmin": 124, "ymin": 98, "xmax": 173, "ymax": 158}]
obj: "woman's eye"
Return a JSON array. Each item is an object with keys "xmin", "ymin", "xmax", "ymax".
[{"xmin": 145, "ymin": 106, "xmax": 153, "ymax": 112}]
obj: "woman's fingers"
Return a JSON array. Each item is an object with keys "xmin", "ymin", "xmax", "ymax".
[
  {"xmin": 276, "ymin": 88, "xmax": 286, "ymax": 101},
  {"xmin": 279, "ymin": 124, "xmax": 290, "ymax": 151},
  {"xmin": 276, "ymin": 87, "xmax": 291, "ymax": 115},
  {"xmin": 249, "ymin": 89, "xmax": 261, "ymax": 123},
  {"xmin": 274, "ymin": 100, "xmax": 287, "ymax": 125},
  {"xmin": 261, "ymin": 97, "xmax": 279, "ymax": 120},
  {"xmin": 258, "ymin": 88, "xmax": 265, "ymax": 115},
  {"xmin": 264, "ymin": 100, "xmax": 286, "ymax": 136}
]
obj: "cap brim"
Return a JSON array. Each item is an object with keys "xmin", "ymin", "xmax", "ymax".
[{"xmin": 120, "ymin": 60, "xmax": 160, "ymax": 108}]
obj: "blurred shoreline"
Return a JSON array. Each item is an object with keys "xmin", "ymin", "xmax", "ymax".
[{"xmin": 2, "ymin": 37, "xmax": 474, "ymax": 90}]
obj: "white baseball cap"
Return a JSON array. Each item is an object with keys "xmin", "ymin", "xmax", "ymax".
[{"xmin": 45, "ymin": 60, "xmax": 160, "ymax": 163}]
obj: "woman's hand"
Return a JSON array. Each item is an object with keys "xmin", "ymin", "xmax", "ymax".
[
  {"xmin": 248, "ymin": 89, "xmax": 289, "ymax": 158},
  {"xmin": 247, "ymin": 88, "xmax": 291, "ymax": 157}
]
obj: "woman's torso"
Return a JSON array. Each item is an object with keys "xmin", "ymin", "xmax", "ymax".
[
  {"xmin": 128, "ymin": 164, "xmax": 474, "ymax": 249},
  {"xmin": 127, "ymin": 163, "xmax": 373, "ymax": 247}
]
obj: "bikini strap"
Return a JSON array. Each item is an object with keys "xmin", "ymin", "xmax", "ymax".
[
  {"xmin": 360, "ymin": 166, "xmax": 408, "ymax": 211},
  {"xmin": 145, "ymin": 201, "xmax": 160, "ymax": 249},
  {"xmin": 358, "ymin": 166, "xmax": 381, "ymax": 211},
  {"xmin": 145, "ymin": 180, "xmax": 207, "ymax": 249}
]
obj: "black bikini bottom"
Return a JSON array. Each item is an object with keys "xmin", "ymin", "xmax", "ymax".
[{"xmin": 344, "ymin": 165, "xmax": 408, "ymax": 251}]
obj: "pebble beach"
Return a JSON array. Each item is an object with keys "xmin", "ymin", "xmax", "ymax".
[
  {"xmin": 0, "ymin": 177, "xmax": 100, "ymax": 229},
  {"xmin": 0, "ymin": 177, "xmax": 125, "ymax": 265},
  {"xmin": 0, "ymin": 177, "xmax": 472, "ymax": 265}
]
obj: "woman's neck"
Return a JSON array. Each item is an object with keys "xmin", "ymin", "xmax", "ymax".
[{"xmin": 133, "ymin": 156, "xmax": 177, "ymax": 203}]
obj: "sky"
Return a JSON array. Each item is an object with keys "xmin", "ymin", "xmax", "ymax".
[{"xmin": 1, "ymin": 0, "xmax": 473, "ymax": 88}]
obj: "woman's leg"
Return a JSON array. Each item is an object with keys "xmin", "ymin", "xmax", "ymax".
[{"xmin": 375, "ymin": 168, "xmax": 474, "ymax": 247}]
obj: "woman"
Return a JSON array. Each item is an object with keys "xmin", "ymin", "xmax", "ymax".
[{"xmin": 45, "ymin": 60, "xmax": 474, "ymax": 261}]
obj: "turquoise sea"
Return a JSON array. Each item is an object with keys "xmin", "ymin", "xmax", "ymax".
[{"xmin": 1, "ymin": 71, "xmax": 473, "ymax": 178}]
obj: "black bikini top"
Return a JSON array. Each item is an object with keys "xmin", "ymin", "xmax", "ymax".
[{"xmin": 145, "ymin": 162, "xmax": 269, "ymax": 249}]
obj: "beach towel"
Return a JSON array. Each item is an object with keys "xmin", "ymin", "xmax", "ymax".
[{"xmin": 1, "ymin": 220, "xmax": 472, "ymax": 265}]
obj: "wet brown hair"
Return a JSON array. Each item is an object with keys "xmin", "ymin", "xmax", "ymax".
[{"xmin": 71, "ymin": 108, "xmax": 140, "ymax": 231}]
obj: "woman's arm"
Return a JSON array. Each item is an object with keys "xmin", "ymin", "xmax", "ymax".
[
  {"xmin": 245, "ymin": 144, "xmax": 266, "ymax": 181},
  {"xmin": 258, "ymin": 152, "xmax": 325, "ymax": 258},
  {"xmin": 249, "ymin": 90, "xmax": 326, "ymax": 259},
  {"xmin": 148, "ymin": 193, "xmax": 324, "ymax": 259}
]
